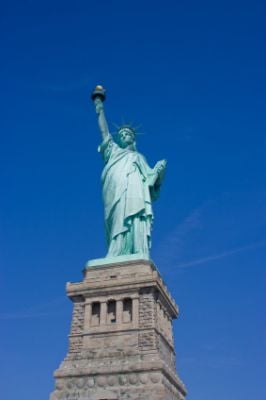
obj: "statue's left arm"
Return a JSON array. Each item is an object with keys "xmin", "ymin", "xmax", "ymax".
[
  {"xmin": 146, "ymin": 159, "xmax": 167, "ymax": 201},
  {"xmin": 148, "ymin": 159, "xmax": 167, "ymax": 186},
  {"xmin": 154, "ymin": 159, "xmax": 167, "ymax": 184}
]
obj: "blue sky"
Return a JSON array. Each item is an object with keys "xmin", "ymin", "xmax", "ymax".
[{"xmin": 0, "ymin": 1, "xmax": 265, "ymax": 399}]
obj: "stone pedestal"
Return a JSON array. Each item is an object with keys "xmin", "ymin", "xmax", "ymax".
[{"xmin": 50, "ymin": 259, "xmax": 186, "ymax": 400}]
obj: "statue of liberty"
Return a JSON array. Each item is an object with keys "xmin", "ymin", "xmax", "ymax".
[{"xmin": 92, "ymin": 86, "xmax": 166, "ymax": 259}]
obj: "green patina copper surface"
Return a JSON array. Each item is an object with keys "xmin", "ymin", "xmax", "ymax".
[{"xmin": 92, "ymin": 86, "xmax": 166, "ymax": 260}]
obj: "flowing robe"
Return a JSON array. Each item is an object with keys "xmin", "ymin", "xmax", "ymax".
[{"xmin": 98, "ymin": 136, "xmax": 161, "ymax": 257}]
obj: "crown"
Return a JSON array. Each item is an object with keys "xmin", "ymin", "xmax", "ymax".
[
  {"xmin": 112, "ymin": 122, "xmax": 143, "ymax": 137},
  {"xmin": 117, "ymin": 125, "xmax": 136, "ymax": 136}
]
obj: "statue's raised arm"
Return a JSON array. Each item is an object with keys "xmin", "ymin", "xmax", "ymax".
[{"xmin": 91, "ymin": 85, "xmax": 110, "ymax": 141}]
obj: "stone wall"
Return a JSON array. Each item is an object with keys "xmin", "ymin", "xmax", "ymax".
[
  {"xmin": 157, "ymin": 333, "xmax": 176, "ymax": 371},
  {"xmin": 68, "ymin": 298, "xmax": 84, "ymax": 354},
  {"xmin": 51, "ymin": 371, "xmax": 185, "ymax": 400},
  {"xmin": 138, "ymin": 288, "xmax": 157, "ymax": 351}
]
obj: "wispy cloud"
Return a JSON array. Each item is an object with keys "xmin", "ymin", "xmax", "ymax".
[
  {"xmin": 168, "ymin": 208, "xmax": 202, "ymax": 248},
  {"xmin": 155, "ymin": 206, "xmax": 203, "ymax": 264},
  {"xmin": 0, "ymin": 296, "xmax": 67, "ymax": 320},
  {"xmin": 42, "ymin": 76, "xmax": 91, "ymax": 92},
  {"xmin": 155, "ymin": 191, "xmax": 266, "ymax": 271},
  {"xmin": 0, "ymin": 311, "xmax": 59, "ymax": 320},
  {"xmin": 176, "ymin": 240, "xmax": 266, "ymax": 269},
  {"xmin": 180, "ymin": 355, "xmax": 243, "ymax": 368}
]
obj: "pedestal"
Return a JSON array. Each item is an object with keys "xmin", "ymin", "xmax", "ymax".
[{"xmin": 50, "ymin": 259, "xmax": 186, "ymax": 400}]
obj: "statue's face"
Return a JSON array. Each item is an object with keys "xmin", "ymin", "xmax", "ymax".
[{"xmin": 118, "ymin": 128, "xmax": 135, "ymax": 148}]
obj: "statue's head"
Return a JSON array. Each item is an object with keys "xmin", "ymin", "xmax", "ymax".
[{"xmin": 117, "ymin": 125, "xmax": 136, "ymax": 149}]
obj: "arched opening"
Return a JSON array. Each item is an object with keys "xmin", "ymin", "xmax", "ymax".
[
  {"xmin": 91, "ymin": 302, "xmax": 100, "ymax": 326},
  {"xmin": 122, "ymin": 298, "xmax": 132, "ymax": 323},
  {"xmin": 107, "ymin": 300, "xmax": 116, "ymax": 324}
]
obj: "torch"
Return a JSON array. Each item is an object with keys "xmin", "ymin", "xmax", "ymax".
[{"xmin": 91, "ymin": 85, "xmax": 106, "ymax": 107}]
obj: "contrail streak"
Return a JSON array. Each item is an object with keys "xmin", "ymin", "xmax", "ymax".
[{"xmin": 177, "ymin": 240, "xmax": 266, "ymax": 269}]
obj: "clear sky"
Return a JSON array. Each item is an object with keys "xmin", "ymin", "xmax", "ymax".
[{"xmin": 1, "ymin": 1, "xmax": 265, "ymax": 399}]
